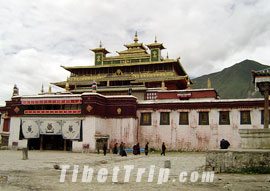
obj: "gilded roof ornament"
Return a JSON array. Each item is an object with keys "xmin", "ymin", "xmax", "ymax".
[
  {"xmin": 65, "ymin": 77, "xmax": 70, "ymax": 91},
  {"xmin": 207, "ymin": 78, "xmax": 211, "ymax": 89},
  {"xmin": 48, "ymin": 86, "xmax": 52, "ymax": 94},
  {"xmin": 41, "ymin": 84, "xmax": 44, "ymax": 94},
  {"xmin": 99, "ymin": 41, "xmax": 102, "ymax": 48},
  {"xmin": 187, "ymin": 80, "xmax": 191, "ymax": 89},
  {"xmin": 134, "ymin": 31, "xmax": 138, "ymax": 43},
  {"xmin": 146, "ymin": 36, "xmax": 165, "ymax": 50}
]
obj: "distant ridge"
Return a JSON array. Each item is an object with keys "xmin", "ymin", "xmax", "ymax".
[{"xmin": 191, "ymin": 60, "xmax": 269, "ymax": 99}]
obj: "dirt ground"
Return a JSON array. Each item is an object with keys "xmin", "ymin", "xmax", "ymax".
[{"xmin": 0, "ymin": 150, "xmax": 269, "ymax": 191}]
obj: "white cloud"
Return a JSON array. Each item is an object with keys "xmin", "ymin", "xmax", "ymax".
[{"xmin": 0, "ymin": 0, "xmax": 270, "ymax": 105}]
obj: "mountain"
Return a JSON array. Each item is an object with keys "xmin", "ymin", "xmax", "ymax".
[{"xmin": 191, "ymin": 60, "xmax": 269, "ymax": 99}]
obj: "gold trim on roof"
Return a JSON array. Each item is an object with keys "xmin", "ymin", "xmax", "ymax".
[{"xmin": 61, "ymin": 60, "xmax": 177, "ymax": 70}]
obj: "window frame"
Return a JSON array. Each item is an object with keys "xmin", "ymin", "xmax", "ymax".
[
  {"xmin": 219, "ymin": 111, "xmax": 230, "ymax": 125},
  {"xmin": 199, "ymin": 112, "xmax": 209, "ymax": 125},
  {"xmin": 160, "ymin": 112, "xmax": 170, "ymax": 125},
  {"xmin": 240, "ymin": 111, "xmax": 251, "ymax": 125},
  {"xmin": 261, "ymin": 110, "xmax": 270, "ymax": 124},
  {"xmin": 179, "ymin": 112, "xmax": 189, "ymax": 125},
  {"xmin": 140, "ymin": 112, "xmax": 152, "ymax": 126}
]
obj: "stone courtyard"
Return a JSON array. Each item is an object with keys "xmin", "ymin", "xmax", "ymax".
[{"xmin": 0, "ymin": 150, "xmax": 269, "ymax": 191}]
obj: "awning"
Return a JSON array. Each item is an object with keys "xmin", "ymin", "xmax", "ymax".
[
  {"xmin": 62, "ymin": 120, "xmax": 81, "ymax": 140},
  {"xmin": 22, "ymin": 119, "xmax": 40, "ymax": 139},
  {"xmin": 40, "ymin": 119, "xmax": 62, "ymax": 135}
]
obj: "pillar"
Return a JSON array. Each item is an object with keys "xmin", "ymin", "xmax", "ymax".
[
  {"xmin": 264, "ymin": 90, "xmax": 269, "ymax": 129},
  {"xmin": 40, "ymin": 135, "xmax": 44, "ymax": 151},
  {"xmin": 64, "ymin": 139, "xmax": 67, "ymax": 151}
]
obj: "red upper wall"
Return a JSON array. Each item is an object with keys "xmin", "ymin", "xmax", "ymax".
[{"xmin": 145, "ymin": 89, "xmax": 218, "ymax": 100}]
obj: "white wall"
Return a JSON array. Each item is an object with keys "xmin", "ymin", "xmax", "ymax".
[
  {"xmin": 94, "ymin": 117, "xmax": 138, "ymax": 148},
  {"xmin": 0, "ymin": 114, "xmax": 3, "ymax": 142},
  {"xmin": 8, "ymin": 117, "xmax": 27, "ymax": 149},
  {"xmin": 138, "ymin": 108, "xmax": 263, "ymax": 151},
  {"xmin": 72, "ymin": 117, "xmax": 96, "ymax": 152}
]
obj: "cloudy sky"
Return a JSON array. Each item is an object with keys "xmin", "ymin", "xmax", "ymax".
[{"xmin": 0, "ymin": 0, "xmax": 270, "ymax": 105}]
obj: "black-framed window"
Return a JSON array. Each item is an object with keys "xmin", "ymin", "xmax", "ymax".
[
  {"xmin": 219, "ymin": 111, "xmax": 230, "ymax": 125},
  {"xmin": 240, "ymin": 111, "xmax": 251, "ymax": 124},
  {"xmin": 140, "ymin": 113, "xmax": 152, "ymax": 125},
  {"xmin": 160, "ymin": 112, "xmax": 170, "ymax": 125},
  {"xmin": 261, "ymin": 110, "xmax": 270, "ymax": 124},
  {"xmin": 199, "ymin": 112, "xmax": 209, "ymax": 125},
  {"xmin": 179, "ymin": 112, "xmax": 189, "ymax": 125}
]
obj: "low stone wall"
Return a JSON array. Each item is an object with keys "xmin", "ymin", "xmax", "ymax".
[
  {"xmin": 239, "ymin": 128, "xmax": 270, "ymax": 149},
  {"xmin": 205, "ymin": 149, "xmax": 270, "ymax": 173}
]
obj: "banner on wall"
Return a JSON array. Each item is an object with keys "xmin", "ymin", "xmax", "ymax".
[
  {"xmin": 62, "ymin": 120, "xmax": 81, "ymax": 140},
  {"xmin": 21, "ymin": 119, "xmax": 40, "ymax": 138},
  {"xmin": 20, "ymin": 118, "xmax": 82, "ymax": 139},
  {"xmin": 40, "ymin": 119, "xmax": 62, "ymax": 135}
]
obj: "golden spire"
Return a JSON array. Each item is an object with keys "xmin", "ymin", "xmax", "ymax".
[
  {"xmin": 207, "ymin": 78, "xmax": 211, "ymax": 89},
  {"xmin": 155, "ymin": 36, "xmax": 157, "ymax": 43},
  {"xmin": 48, "ymin": 86, "xmax": 52, "ymax": 94},
  {"xmin": 134, "ymin": 31, "xmax": 138, "ymax": 43},
  {"xmin": 99, "ymin": 41, "xmax": 102, "ymax": 48},
  {"xmin": 65, "ymin": 77, "xmax": 70, "ymax": 91},
  {"xmin": 187, "ymin": 80, "xmax": 191, "ymax": 89},
  {"xmin": 41, "ymin": 84, "xmax": 44, "ymax": 94}
]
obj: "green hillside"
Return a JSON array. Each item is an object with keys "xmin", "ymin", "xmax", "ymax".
[{"xmin": 191, "ymin": 60, "xmax": 269, "ymax": 99}]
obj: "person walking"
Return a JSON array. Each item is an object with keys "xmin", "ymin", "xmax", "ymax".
[
  {"xmin": 161, "ymin": 142, "xmax": 166, "ymax": 156},
  {"xmin": 122, "ymin": 143, "xmax": 127, "ymax": 157},
  {"xmin": 119, "ymin": 142, "xmax": 123, "ymax": 156},
  {"xmin": 137, "ymin": 143, "xmax": 141, "ymax": 155},
  {"xmin": 133, "ymin": 144, "xmax": 137, "ymax": 155},
  {"xmin": 103, "ymin": 143, "xmax": 107, "ymax": 156},
  {"xmin": 113, "ymin": 143, "xmax": 118, "ymax": 154},
  {"xmin": 145, "ymin": 142, "xmax": 149, "ymax": 156}
]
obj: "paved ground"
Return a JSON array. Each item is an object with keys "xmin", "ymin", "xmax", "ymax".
[{"xmin": 0, "ymin": 150, "xmax": 269, "ymax": 191}]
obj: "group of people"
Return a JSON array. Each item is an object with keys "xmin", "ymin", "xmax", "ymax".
[
  {"xmin": 101, "ymin": 141, "xmax": 166, "ymax": 156},
  {"xmin": 112, "ymin": 142, "xmax": 127, "ymax": 157},
  {"xmin": 101, "ymin": 139, "xmax": 229, "ymax": 156}
]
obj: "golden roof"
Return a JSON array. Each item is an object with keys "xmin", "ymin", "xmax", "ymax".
[{"xmin": 146, "ymin": 36, "xmax": 165, "ymax": 49}]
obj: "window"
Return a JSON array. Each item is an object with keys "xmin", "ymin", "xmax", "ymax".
[
  {"xmin": 261, "ymin": 110, "xmax": 270, "ymax": 124},
  {"xmin": 240, "ymin": 111, "xmax": 251, "ymax": 124},
  {"xmin": 179, "ymin": 112, "xmax": 189, "ymax": 125},
  {"xmin": 219, "ymin": 111, "xmax": 230, "ymax": 125},
  {"xmin": 140, "ymin": 113, "xmax": 151, "ymax": 126},
  {"xmin": 160, "ymin": 112, "xmax": 170, "ymax": 125},
  {"xmin": 199, "ymin": 112, "xmax": 209, "ymax": 125}
]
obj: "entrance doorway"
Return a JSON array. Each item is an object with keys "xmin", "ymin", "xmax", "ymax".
[
  {"xmin": 96, "ymin": 138, "xmax": 108, "ymax": 153},
  {"xmin": 28, "ymin": 138, "xmax": 40, "ymax": 150},
  {"xmin": 28, "ymin": 135, "xmax": 72, "ymax": 151}
]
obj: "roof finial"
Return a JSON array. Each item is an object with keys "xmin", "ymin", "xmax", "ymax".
[
  {"xmin": 187, "ymin": 80, "xmax": 191, "ymax": 89},
  {"xmin": 12, "ymin": 84, "xmax": 19, "ymax": 97},
  {"xmin": 48, "ymin": 86, "xmax": 52, "ymax": 94},
  {"xmin": 155, "ymin": 36, "xmax": 157, "ymax": 43},
  {"xmin": 207, "ymin": 78, "xmax": 211, "ymax": 89},
  {"xmin": 65, "ymin": 77, "xmax": 70, "ymax": 91},
  {"xmin": 166, "ymin": 52, "xmax": 169, "ymax": 59},
  {"xmin": 134, "ymin": 31, "xmax": 138, "ymax": 43},
  {"xmin": 99, "ymin": 41, "xmax": 102, "ymax": 48},
  {"xmin": 41, "ymin": 84, "xmax": 44, "ymax": 94}
]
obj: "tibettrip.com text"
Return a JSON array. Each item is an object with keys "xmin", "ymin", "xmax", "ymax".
[{"xmin": 59, "ymin": 165, "xmax": 215, "ymax": 184}]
